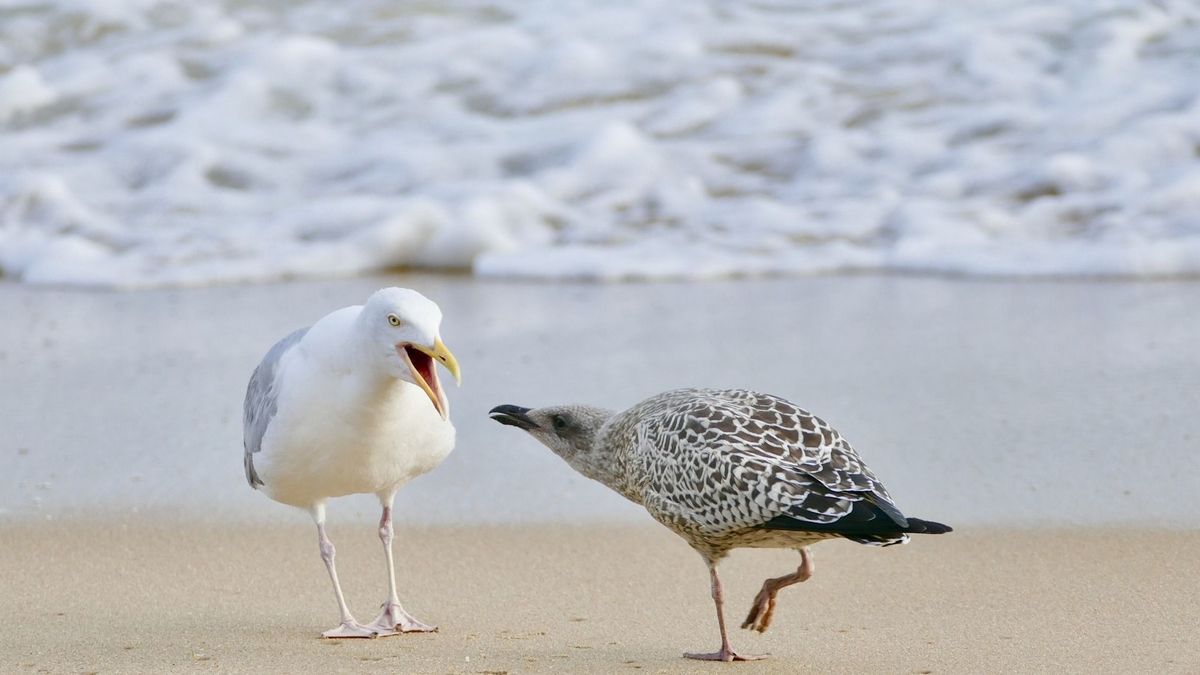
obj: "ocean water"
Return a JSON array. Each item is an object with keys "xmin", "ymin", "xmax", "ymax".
[{"xmin": 2, "ymin": 0, "xmax": 1199, "ymax": 287}]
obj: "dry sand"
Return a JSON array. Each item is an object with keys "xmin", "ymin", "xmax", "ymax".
[{"xmin": 2, "ymin": 521, "xmax": 1197, "ymax": 674}]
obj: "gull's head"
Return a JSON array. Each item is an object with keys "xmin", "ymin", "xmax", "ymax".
[
  {"xmin": 361, "ymin": 287, "xmax": 461, "ymax": 419},
  {"xmin": 488, "ymin": 403, "xmax": 616, "ymax": 480}
]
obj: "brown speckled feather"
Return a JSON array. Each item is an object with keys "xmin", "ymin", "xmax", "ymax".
[{"xmin": 602, "ymin": 388, "xmax": 909, "ymax": 553}]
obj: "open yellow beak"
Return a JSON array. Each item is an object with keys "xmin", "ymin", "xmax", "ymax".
[
  {"xmin": 398, "ymin": 337, "xmax": 461, "ymax": 420},
  {"xmin": 431, "ymin": 337, "xmax": 461, "ymax": 386}
]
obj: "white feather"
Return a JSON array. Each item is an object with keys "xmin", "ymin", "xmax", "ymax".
[{"xmin": 250, "ymin": 294, "xmax": 455, "ymax": 508}]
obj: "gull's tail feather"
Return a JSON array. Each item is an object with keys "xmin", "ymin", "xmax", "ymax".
[
  {"xmin": 759, "ymin": 501, "xmax": 952, "ymax": 547},
  {"xmin": 903, "ymin": 517, "xmax": 952, "ymax": 534}
]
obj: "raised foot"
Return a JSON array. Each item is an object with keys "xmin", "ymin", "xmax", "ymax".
[
  {"xmin": 366, "ymin": 602, "xmax": 438, "ymax": 636},
  {"xmin": 684, "ymin": 649, "xmax": 768, "ymax": 662},
  {"xmin": 322, "ymin": 621, "xmax": 378, "ymax": 639},
  {"xmin": 741, "ymin": 590, "xmax": 777, "ymax": 633}
]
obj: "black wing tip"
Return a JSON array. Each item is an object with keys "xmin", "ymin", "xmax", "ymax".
[
  {"xmin": 757, "ymin": 512, "xmax": 953, "ymax": 537},
  {"xmin": 904, "ymin": 517, "xmax": 952, "ymax": 534}
]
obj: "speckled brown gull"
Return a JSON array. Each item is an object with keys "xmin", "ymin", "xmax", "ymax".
[{"xmin": 490, "ymin": 388, "xmax": 951, "ymax": 662}]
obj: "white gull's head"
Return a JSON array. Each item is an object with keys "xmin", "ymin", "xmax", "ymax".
[{"xmin": 359, "ymin": 287, "xmax": 461, "ymax": 419}]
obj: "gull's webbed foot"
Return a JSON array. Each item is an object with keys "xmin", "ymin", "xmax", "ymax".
[
  {"xmin": 366, "ymin": 601, "xmax": 437, "ymax": 635},
  {"xmin": 741, "ymin": 587, "xmax": 778, "ymax": 633},
  {"xmin": 742, "ymin": 548, "xmax": 814, "ymax": 633},
  {"xmin": 321, "ymin": 620, "xmax": 378, "ymax": 639},
  {"xmin": 684, "ymin": 648, "xmax": 768, "ymax": 662}
]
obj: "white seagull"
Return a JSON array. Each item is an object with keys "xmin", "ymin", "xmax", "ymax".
[{"xmin": 243, "ymin": 287, "xmax": 461, "ymax": 638}]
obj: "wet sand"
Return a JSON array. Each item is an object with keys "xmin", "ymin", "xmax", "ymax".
[
  {"xmin": 3, "ymin": 274, "xmax": 1198, "ymax": 526},
  {"xmin": 2, "ymin": 522, "xmax": 1197, "ymax": 674}
]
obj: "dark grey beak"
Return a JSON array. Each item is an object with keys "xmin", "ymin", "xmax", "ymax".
[{"xmin": 489, "ymin": 404, "xmax": 537, "ymax": 430}]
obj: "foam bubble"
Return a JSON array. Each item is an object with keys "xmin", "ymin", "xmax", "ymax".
[{"xmin": 1, "ymin": 0, "xmax": 1199, "ymax": 286}]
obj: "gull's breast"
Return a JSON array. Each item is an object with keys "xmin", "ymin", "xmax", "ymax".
[{"xmin": 257, "ymin": 376, "xmax": 456, "ymax": 507}]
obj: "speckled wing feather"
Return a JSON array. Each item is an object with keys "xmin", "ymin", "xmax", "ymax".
[
  {"xmin": 619, "ymin": 389, "xmax": 908, "ymax": 542},
  {"xmin": 242, "ymin": 327, "xmax": 307, "ymax": 488}
]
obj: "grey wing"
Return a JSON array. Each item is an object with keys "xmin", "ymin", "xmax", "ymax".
[
  {"xmin": 633, "ymin": 389, "xmax": 907, "ymax": 537},
  {"xmin": 242, "ymin": 327, "xmax": 307, "ymax": 488}
]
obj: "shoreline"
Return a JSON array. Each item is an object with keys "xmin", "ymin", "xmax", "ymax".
[
  {"xmin": 7, "ymin": 267, "xmax": 1200, "ymax": 293},
  {"xmin": 5, "ymin": 273, "xmax": 1199, "ymax": 528}
]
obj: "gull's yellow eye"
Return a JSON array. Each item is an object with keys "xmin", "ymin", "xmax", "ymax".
[{"xmin": 387, "ymin": 314, "xmax": 401, "ymax": 327}]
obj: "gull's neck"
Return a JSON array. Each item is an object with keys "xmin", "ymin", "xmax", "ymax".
[{"xmin": 565, "ymin": 418, "xmax": 637, "ymax": 502}]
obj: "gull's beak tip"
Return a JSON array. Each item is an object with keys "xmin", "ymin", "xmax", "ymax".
[
  {"xmin": 434, "ymin": 336, "xmax": 462, "ymax": 386},
  {"xmin": 489, "ymin": 404, "xmax": 535, "ymax": 429}
]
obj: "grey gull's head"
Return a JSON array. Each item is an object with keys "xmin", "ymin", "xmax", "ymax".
[{"xmin": 489, "ymin": 403, "xmax": 617, "ymax": 481}]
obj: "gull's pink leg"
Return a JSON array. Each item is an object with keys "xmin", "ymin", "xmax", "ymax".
[
  {"xmin": 311, "ymin": 505, "xmax": 377, "ymax": 639},
  {"xmin": 366, "ymin": 498, "xmax": 437, "ymax": 635},
  {"xmin": 742, "ymin": 546, "xmax": 814, "ymax": 633},
  {"xmin": 685, "ymin": 562, "xmax": 767, "ymax": 662}
]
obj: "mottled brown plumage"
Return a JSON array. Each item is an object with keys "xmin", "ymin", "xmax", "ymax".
[
  {"xmin": 603, "ymin": 389, "xmax": 914, "ymax": 559},
  {"xmin": 490, "ymin": 388, "xmax": 951, "ymax": 662}
]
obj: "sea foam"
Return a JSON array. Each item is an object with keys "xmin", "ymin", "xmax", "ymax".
[{"xmin": 1, "ymin": 0, "xmax": 1199, "ymax": 286}]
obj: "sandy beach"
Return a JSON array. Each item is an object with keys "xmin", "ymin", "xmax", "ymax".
[
  {"xmin": 3, "ymin": 522, "xmax": 1197, "ymax": 674},
  {"xmin": 5, "ymin": 1, "xmax": 1199, "ymax": 671},
  {"xmin": 3, "ymin": 274, "xmax": 1199, "ymax": 673}
]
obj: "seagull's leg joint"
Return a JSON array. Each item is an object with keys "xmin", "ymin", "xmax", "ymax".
[{"xmin": 378, "ymin": 507, "xmax": 394, "ymax": 548}]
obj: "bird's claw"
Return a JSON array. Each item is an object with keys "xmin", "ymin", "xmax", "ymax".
[
  {"xmin": 366, "ymin": 601, "xmax": 438, "ymax": 635},
  {"xmin": 321, "ymin": 621, "xmax": 379, "ymax": 639},
  {"xmin": 684, "ymin": 649, "xmax": 768, "ymax": 662},
  {"xmin": 741, "ymin": 590, "xmax": 777, "ymax": 633}
]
